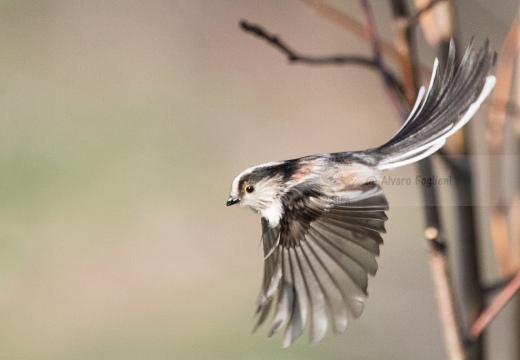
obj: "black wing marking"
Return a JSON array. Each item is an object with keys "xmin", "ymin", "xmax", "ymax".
[{"xmin": 255, "ymin": 184, "xmax": 388, "ymax": 347}]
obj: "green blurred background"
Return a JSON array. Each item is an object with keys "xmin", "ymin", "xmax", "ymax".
[{"xmin": 0, "ymin": 1, "xmax": 517, "ymax": 359}]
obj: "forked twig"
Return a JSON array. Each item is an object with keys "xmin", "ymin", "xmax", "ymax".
[
  {"xmin": 299, "ymin": 0, "xmax": 434, "ymax": 79},
  {"xmin": 359, "ymin": 0, "xmax": 408, "ymax": 118},
  {"xmin": 239, "ymin": 20, "xmax": 405, "ymax": 100},
  {"xmin": 299, "ymin": 0, "xmax": 401, "ymax": 61}
]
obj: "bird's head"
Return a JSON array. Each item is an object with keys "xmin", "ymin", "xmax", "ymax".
[{"xmin": 227, "ymin": 162, "xmax": 285, "ymax": 226}]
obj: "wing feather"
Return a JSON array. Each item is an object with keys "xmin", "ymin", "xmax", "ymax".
[
  {"xmin": 308, "ymin": 226, "xmax": 370, "ymax": 294},
  {"xmin": 294, "ymin": 244, "xmax": 328, "ymax": 344},
  {"xmin": 300, "ymin": 240, "xmax": 348, "ymax": 336},
  {"xmin": 311, "ymin": 221, "xmax": 379, "ymax": 275},
  {"xmin": 256, "ymin": 184, "xmax": 387, "ymax": 346},
  {"xmin": 268, "ymin": 249, "xmax": 294, "ymax": 337},
  {"xmin": 282, "ymin": 248, "xmax": 309, "ymax": 346},
  {"xmin": 306, "ymin": 235, "xmax": 369, "ymax": 319},
  {"xmin": 314, "ymin": 219, "xmax": 383, "ymax": 259}
]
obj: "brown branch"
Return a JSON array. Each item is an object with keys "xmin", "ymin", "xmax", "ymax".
[
  {"xmin": 389, "ymin": 1, "xmax": 467, "ymax": 358},
  {"xmin": 487, "ymin": 15, "xmax": 520, "ymax": 283},
  {"xmin": 300, "ymin": 0, "xmax": 435, "ymax": 80},
  {"xmin": 469, "ymin": 270, "xmax": 520, "ymax": 342},
  {"xmin": 239, "ymin": 20, "xmax": 406, "ymax": 109},
  {"xmin": 390, "ymin": 1, "xmax": 420, "ymax": 105},
  {"xmin": 484, "ymin": 273, "xmax": 518, "ymax": 295},
  {"xmin": 491, "ymin": 206, "xmax": 514, "ymax": 276},
  {"xmin": 240, "ymin": 21, "xmax": 378, "ymax": 66},
  {"xmin": 359, "ymin": 0, "xmax": 408, "ymax": 118},
  {"xmin": 299, "ymin": 0, "xmax": 401, "ymax": 62},
  {"xmin": 426, "ymin": 228, "xmax": 466, "ymax": 359},
  {"xmin": 488, "ymin": 17, "xmax": 520, "ymax": 151}
]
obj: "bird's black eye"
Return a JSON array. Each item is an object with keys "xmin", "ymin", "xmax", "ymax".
[{"xmin": 245, "ymin": 185, "xmax": 255, "ymax": 193}]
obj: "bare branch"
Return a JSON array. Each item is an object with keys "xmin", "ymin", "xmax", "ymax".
[
  {"xmin": 487, "ymin": 15, "xmax": 520, "ymax": 290},
  {"xmin": 299, "ymin": 0, "xmax": 439, "ymax": 81},
  {"xmin": 389, "ymin": 1, "xmax": 467, "ymax": 358},
  {"xmin": 240, "ymin": 20, "xmax": 378, "ymax": 67},
  {"xmin": 239, "ymin": 20, "xmax": 405, "ymax": 103},
  {"xmin": 484, "ymin": 273, "xmax": 518, "ymax": 295},
  {"xmin": 469, "ymin": 270, "xmax": 520, "ymax": 342},
  {"xmin": 299, "ymin": 0, "xmax": 399, "ymax": 60},
  {"xmin": 426, "ymin": 228, "xmax": 466, "ymax": 359},
  {"xmin": 491, "ymin": 206, "xmax": 515, "ymax": 276},
  {"xmin": 488, "ymin": 17, "xmax": 520, "ymax": 151},
  {"xmin": 358, "ymin": 0, "xmax": 408, "ymax": 118}
]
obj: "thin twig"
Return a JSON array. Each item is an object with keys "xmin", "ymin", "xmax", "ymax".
[
  {"xmin": 299, "ymin": 0, "xmax": 400, "ymax": 61},
  {"xmin": 469, "ymin": 270, "xmax": 520, "ymax": 342},
  {"xmin": 426, "ymin": 228, "xmax": 466, "ymax": 360},
  {"xmin": 300, "ymin": 0, "xmax": 437, "ymax": 81},
  {"xmin": 484, "ymin": 273, "xmax": 518, "ymax": 295},
  {"xmin": 239, "ymin": 20, "xmax": 405, "ymax": 98},
  {"xmin": 359, "ymin": 0, "xmax": 408, "ymax": 118},
  {"xmin": 239, "ymin": 20, "xmax": 378, "ymax": 67},
  {"xmin": 488, "ymin": 17, "xmax": 519, "ymax": 150}
]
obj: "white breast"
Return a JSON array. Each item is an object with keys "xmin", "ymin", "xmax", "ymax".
[{"xmin": 260, "ymin": 199, "xmax": 283, "ymax": 227}]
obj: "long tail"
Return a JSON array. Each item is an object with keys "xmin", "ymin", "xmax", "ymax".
[{"xmin": 368, "ymin": 39, "xmax": 496, "ymax": 171}]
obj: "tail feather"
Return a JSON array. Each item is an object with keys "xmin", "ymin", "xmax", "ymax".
[{"xmin": 369, "ymin": 39, "xmax": 496, "ymax": 171}]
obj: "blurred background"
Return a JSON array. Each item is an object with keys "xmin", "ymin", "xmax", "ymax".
[{"xmin": 0, "ymin": 1, "xmax": 518, "ymax": 359}]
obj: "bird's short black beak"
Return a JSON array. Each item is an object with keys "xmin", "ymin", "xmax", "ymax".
[{"xmin": 226, "ymin": 196, "xmax": 240, "ymax": 206}]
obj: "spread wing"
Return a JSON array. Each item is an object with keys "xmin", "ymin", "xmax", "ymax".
[{"xmin": 255, "ymin": 184, "xmax": 388, "ymax": 347}]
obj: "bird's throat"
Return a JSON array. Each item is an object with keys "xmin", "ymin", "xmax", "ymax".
[{"xmin": 259, "ymin": 200, "xmax": 283, "ymax": 227}]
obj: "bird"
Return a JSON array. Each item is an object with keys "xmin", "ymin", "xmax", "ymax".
[{"xmin": 226, "ymin": 39, "xmax": 496, "ymax": 347}]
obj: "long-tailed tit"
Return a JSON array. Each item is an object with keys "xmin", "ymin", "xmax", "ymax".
[{"xmin": 226, "ymin": 40, "xmax": 496, "ymax": 347}]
